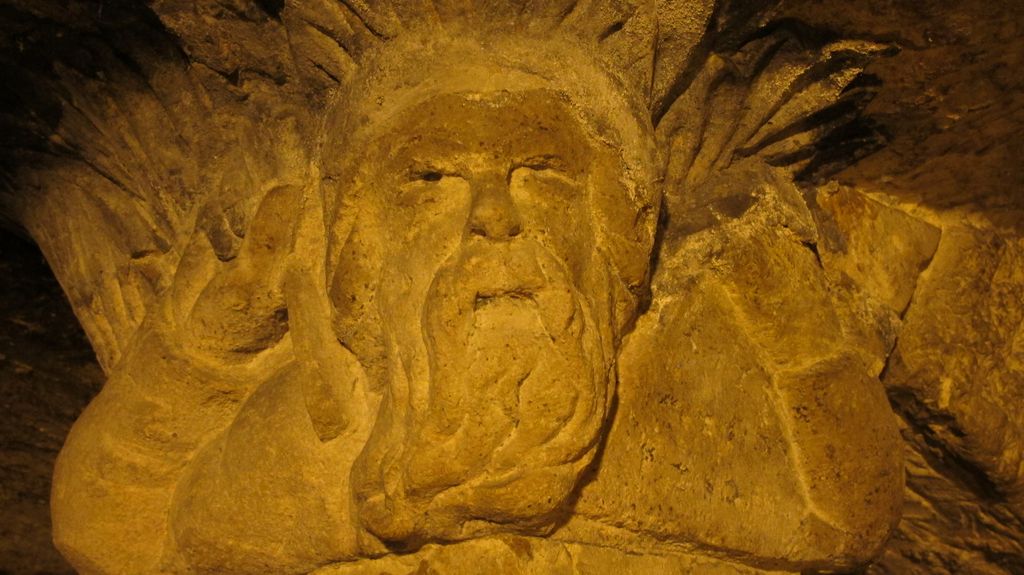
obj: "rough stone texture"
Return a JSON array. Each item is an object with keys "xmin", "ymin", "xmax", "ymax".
[
  {"xmin": 778, "ymin": 1, "xmax": 1024, "ymax": 573},
  {"xmin": 0, "ymin": 0, "xmax": 1021, "ymax": 574},
  {"xmin": 311, "ymin": 536, "xmax": 794, "ymax": 574},
  {"xmin": 0, "ymin": 232, "xmax": 101, "ymax": 575},
  {"xmin": 877, "ymin": 228, "xmax": 1024, "ymax": 575}
]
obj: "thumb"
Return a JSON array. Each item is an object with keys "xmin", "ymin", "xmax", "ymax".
[{"xmin": 284, "ymin": 184, "xmax": 370, "ymax": 443}]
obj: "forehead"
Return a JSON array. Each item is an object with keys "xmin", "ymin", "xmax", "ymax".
[{"xmin": 365, "ymin": 89, "xmax": 596, "ymax": 160}]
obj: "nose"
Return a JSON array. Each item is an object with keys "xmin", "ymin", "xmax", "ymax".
[{"xmin": 467, "ymin": 173, "xmax": 523, "ymax": 240}]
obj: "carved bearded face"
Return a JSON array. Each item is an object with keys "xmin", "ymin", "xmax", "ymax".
[{"xmin": 324, "ymin": 86, "xmax": 656, "ymax": 547}]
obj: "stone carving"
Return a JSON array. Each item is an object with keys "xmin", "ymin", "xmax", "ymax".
[{"xmin": 0, "ymin": 2, "xmax": 906, "ymax": 574}]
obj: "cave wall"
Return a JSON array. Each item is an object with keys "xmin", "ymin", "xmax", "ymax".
[{"xmin": 0, "ymin": 0, "xmax": 1020, "ymax": 573}]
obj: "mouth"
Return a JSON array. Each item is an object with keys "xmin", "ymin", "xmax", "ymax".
[{"xmin": 473, "ymin": 289, "xmax": 536, "ymax": 310}]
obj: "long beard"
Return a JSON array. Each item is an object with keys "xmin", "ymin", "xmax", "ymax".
[{"xmin": 351, "ymin": 240, "xmax": 611, "ymax": 547}]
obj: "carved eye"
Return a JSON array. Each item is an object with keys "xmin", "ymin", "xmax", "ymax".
[
  {"xmin": 510, "ymin": 159, "xmax": 582, "ymax": 209},
  {"xmin": 517, "ymin": 155, "xmax": 568, "ymax": 175},
  {"xmin": 409, "ymin": 165, "xmax": 447, "ymax": 183},
  {"xmin": 397, "ymin": 165, "xmax": 468, "ymax": 208},
  {"xmin": 509, "ymin": 155, "xmax": 577, "ymax": 189}
]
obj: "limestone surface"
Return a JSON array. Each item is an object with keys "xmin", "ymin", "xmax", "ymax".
[{"xmin": 7, "ymin": 1, "xmax": 1021, "ymax": 574}]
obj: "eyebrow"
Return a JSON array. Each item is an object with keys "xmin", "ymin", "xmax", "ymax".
[
  {"xmin": 386, "ymin": 133, "xmax": 469, "ymax": 157},
  {"xmin": 515, "ymin": 154, "xmax": 568, "ymax": 170}
]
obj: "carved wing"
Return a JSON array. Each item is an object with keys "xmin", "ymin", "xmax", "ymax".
[{"xmin": 0, "ymin": 2, "xmax": 201, "ymax": 369}]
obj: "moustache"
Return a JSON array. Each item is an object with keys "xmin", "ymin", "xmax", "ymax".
[
  {"xmin": 398, "ymin": 239, "xmax": 603, "ymax": 489},
  {"xmin": 424, "ymin": 240, "xmax": 582, "ymax": 346}
]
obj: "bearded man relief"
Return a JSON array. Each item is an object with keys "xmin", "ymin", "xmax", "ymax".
[{"xmin": 1, "ymin": 2, "xmax": 903, "ymax": 574}]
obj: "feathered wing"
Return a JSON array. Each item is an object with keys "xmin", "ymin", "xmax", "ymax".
[
  {"xmin": 0, "ymin": 0, "xmax": 362, "ymax": 371},
  {"xmin": 657, "ymin": 22, "xmax": 891, "ymax": 206},
  {"xmin": 0, "ymin": 2, "xmax": 211, "ymax": 370}
]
